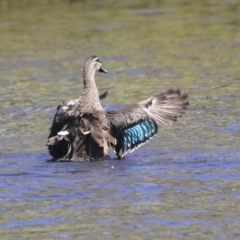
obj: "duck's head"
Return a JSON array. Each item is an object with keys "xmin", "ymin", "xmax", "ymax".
[{"xmin": 85, "ymin": 55, "xmax": 108, "ymax": 74}]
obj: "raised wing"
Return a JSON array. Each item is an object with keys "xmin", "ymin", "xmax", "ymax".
[{"xmin": 107, "ymin": 88, "xmax": 189, "ymax": 159}]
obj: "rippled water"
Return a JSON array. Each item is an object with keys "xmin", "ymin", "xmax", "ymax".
[{"xmin": 0, "ymin": 0, "xmax": 240, "ymax": 239}]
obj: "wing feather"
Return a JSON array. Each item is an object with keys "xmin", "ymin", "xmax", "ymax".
[{"xmin": 108, "ymin": 88, "xmax": 189, "ymax": 158}]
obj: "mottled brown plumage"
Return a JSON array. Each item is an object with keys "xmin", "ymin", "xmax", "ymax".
[
  {"xmin": 47, "ymin": 56, "xmax": 189, "ymax": 161},
  {"xmin": 47, "ymin": 56, "xmax": 114, "ymax": 160}
]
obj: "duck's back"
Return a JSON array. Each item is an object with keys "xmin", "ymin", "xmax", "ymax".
[{"xmin": 48, "ymin": 104, "xmax": 108, "ymax": 161}]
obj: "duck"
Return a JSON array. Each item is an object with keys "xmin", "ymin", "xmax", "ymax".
[{"xmin": 47, "ymin": 55, "xmax": 189, "ymax": 161}]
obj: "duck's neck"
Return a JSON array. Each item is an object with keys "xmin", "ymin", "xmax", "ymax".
[
  {"xmin": 80, "ymin": 67, "xmax": 102, "ymax": 109},
  {"xmin": 83, "ymin": 66, "xmax": 97, "ymax": 89}
]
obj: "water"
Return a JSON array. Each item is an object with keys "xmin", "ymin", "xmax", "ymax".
[{"xmin": 0, "ymin": 0, "xmax": 240, "ymax": 239}]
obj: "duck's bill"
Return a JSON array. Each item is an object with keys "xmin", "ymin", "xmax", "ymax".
[{"xmin": 99, "ymin": 67, "xmax": 108, "ymax": 73}]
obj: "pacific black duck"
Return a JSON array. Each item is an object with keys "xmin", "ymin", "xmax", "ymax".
[{"xmin": 47, "ymin": 56, "xmax": 189, "ymax": 161}]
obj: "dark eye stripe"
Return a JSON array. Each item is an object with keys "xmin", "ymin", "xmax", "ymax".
[{"xmin": 95, "ymin": 58, "xmax": 101, "ymax": 63}]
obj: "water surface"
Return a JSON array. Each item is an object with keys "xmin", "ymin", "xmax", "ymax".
[{"xmin": 0, "ymin": 0, "xmax": 240, "ymax": 239}]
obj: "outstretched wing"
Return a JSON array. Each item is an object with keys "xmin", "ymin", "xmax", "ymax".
[{"xmin": 107, "ymin": 88, "xmax": 189, "ymax": 159}]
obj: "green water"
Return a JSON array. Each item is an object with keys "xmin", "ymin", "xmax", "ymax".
[{"xmin": 0, "ymin": 0, "xmax": 240, "ymax": 239}]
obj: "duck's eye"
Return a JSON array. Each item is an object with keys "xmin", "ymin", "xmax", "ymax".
[
  {"xmin": 95, "ymin": 58, "xmax": 101, "ymax": 63},
  {"xmin": 95, "ymin": 62, "xmax": 101, "ymax": 70}
]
